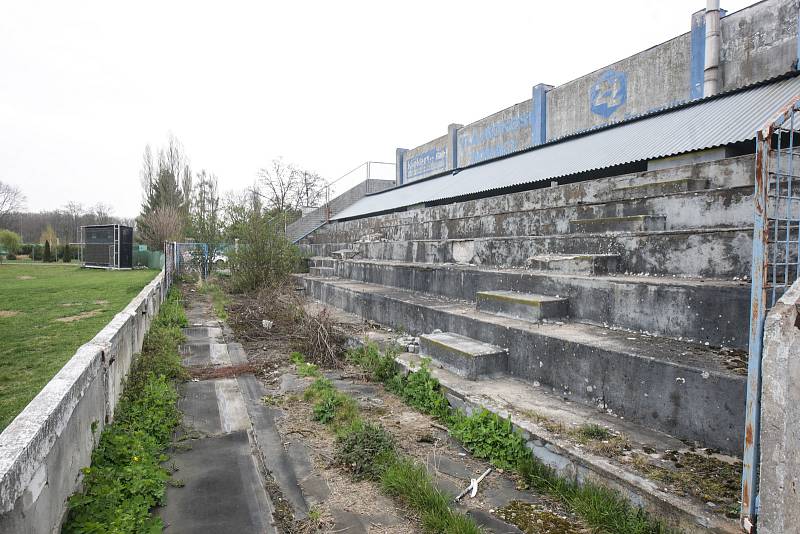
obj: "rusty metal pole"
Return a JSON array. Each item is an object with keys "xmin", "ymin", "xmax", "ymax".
[{"xmin": 741, "ymin": 125, "xmax": 770, "ymax": 533}]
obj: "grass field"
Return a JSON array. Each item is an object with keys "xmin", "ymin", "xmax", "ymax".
[{"xmin": 0, "ymin": 264, "xmax": 159, "ymax": 431}]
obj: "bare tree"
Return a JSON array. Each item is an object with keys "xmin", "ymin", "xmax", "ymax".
[
  {"xmin": 139, "ymin": 205, "xmax": 185, "ymax": 249},
  {"xmin": 296, "ymin": 169, "xmax": 326, "ymax": 208},
  {"xmin": 258, "ymin": 158, "xmax": 300, "ymax": 213},
  {"xmin": 61, "ymin": 202, "xmax": 85, "ymax": 244},
  {"xmin": 92, "ymin": 203, "xmax": 114, "ymax": 223},
  {"xmin": 0, "ymin": 181, "xmax": 25, "ymax": 226},
  {"xmin": 139, "ymin": 145, "xmax": 156, "ymax": 193}
]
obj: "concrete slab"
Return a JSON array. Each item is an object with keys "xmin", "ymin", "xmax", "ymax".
[
  {"xmin": 569, "ymin": 215, "xmax": 666, "ymax": 233},
  {"xmin": 180, "ymin": 343, "xmax": 231, "ymax": 367},
  {"xmin": 237, "ymin": 374, "xmax": 313, "ymax": 518},
  {"xmin": 419, "ymin": 332, "xmax": 507, "ymax": 380},
  {"xmin": 157, "ymin": 431, "xmax": 275, "ymax": 534},
  {"xmin": 476, "ymin": 290, "xmax": 568, "ymax": 321},
  {"xmin": 183, "ymin": 326, "xmax": 224, "ymax": 342},
  {"xmin": 527, "ymin": 253, "xmax": 620, "ymax": 275}
]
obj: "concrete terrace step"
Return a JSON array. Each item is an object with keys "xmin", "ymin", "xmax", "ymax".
[
  {"xmin": 606, "ymin": 178, "xmax": 710, "ymax": 200},
  {"xmin": 308, "ymin": 184, "xmax": 750, "ymax": 244},
  {"xmin": 569, "ymin": 214, "xmax": 667, "ymax": 234},
  {"xmin": 419, "ymin": 331, "xmax": 507, "ymax": 380},
  {"xmin": 475, "ymin": 290, "xmax": 568, "ymax": 321},
  {"xmin": 309, "ymin": 266, "xmax": 335, "ymax": 277},
  {"xmin": 389, "ymin": 350, "xmax": 739, "ymax": 533},
  {"xmin": 321, "ymin": 258, "xmax": 750, "ymax": 349},
  {"xmin": 302, "ymin": 226, "xmax": 752, "ymax": 278},
  {"xmin": 527, "ymin": 253, "xmax": 620, "ymax": 275},
  {"xmin": 297, "ymin": 274, "xmax": 746, "ymax": 454}
]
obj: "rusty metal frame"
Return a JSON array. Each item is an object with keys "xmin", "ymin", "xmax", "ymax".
[{"xmin": 741, "ymin": 96, "xmax": 800, "ymax": 532}]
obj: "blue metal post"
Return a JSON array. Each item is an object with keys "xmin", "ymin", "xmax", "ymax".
[{"xmin": 531, "ymin": 83, "xmax": 552, "ymax": 146}]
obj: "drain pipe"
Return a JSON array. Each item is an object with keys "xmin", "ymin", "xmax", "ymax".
[{"xmin": 703, "ymin": 0, "xmax": 721, "ymax": 96}]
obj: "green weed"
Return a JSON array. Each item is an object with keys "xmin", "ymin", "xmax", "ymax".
[{"xmin": 63, "ymin": 287, "xmax": 186, "ymax": 534}]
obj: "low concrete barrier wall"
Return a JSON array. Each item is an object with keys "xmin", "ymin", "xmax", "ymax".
[
  {"xmin": 758, "ymin": 278, "xmax": 800, "ymax": 533},
  {"xmin": 0, "ymin": 271, "xmax": 168, "ymax": 534}
]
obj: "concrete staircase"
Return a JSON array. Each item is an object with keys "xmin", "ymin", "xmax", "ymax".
[{"xmin": 295, "ymin": 156, "xmax": 754, "ymax": 530}]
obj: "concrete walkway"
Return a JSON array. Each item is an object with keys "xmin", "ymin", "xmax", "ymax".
[{"xmin": 156, "ymin": 296, "xmax": 277, "ymax": 534}]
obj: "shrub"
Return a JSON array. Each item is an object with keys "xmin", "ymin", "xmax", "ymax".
[
  {"xmin": 335, "ymin": 420, "xmax": 395, "ymax": 480},
  {"xmin": 6, "ymin": 253, "xmax": 15, "ymax": 260},
  {"xmin": 63, "ymin": 243, "xmax": 73, "ymax": 263},
  {"xmin": 346, "ymin": 342, "xmax": 397, "ymax": 383},
  {"xmin": 43, "ymin": 240, "xmax": 53, "ymax": 262},
  {"xmin": 228, "ymin": 210, "xmax": 300, "ymax": 292},
  {"xmin": 0, "ymin": 229, "xmax": 21, "ymax": 255}
]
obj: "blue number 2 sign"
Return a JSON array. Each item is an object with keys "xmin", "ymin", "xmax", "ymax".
[{"xmin": 590, "ymin": 70, "xmax": 627, "ymax": 118}]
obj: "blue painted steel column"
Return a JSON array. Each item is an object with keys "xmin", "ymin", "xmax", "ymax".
[
  {"xmin": 690, "ymin": 9, "xmax": 706, "ymax": 99},
  {"xmin": 395, "ymin": 148, "xmax": 407, "ymax": 185},
  {"xmin": 531, "ymin": 83, "xmax": 552, "ymax": 146},
  {"xmin": 447, "ymin": 123, "xmax": 462, "ymax": 171}
]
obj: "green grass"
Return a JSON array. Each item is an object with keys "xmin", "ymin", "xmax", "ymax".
[
  {"xmin": 63, "ymin": 287, "xmax": 185, "ymax": 533},
  {"xmin": 0, "ymin": 264, "xmax": 159, "ymax": 430}
]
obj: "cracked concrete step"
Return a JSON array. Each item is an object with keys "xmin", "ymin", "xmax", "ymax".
[
  {"xmin": 309, "ymin": 266, "xmax": 335, "ymax": 277},
  {"xmin": 526, "ymin": 253, "xmax": 621, "ymax": 275},
  {"xmin": 607, "ymin": 178, "xmax": 710, "ymax": 200},
  {"xmin": 298, "ymin": 275, "xmax": 746, "ymax": 454},
  {"xmin": 569, "ymin": 214, "xmax": 667, "ymax": 234},
  {"xmin": 388, "ymin": 350, "xmax": 739, "ymax": 534},
  {"xmin": 308, "ymin": 256, "xmax": 334, "ymax": 268},
  {"xmin": 303, "ymin": 225, "xmax": 752, "ymax": 278},
  {"xmin": 476, "ymin": 290, "xmax": 568, "ymax": 321},
  {"xmin": 419, "ymin": 332, "xmax": 507, "ymax": 380},
  {"xmin": 318, "ymin": 258, "xmax": 750, "ymax": 349}
]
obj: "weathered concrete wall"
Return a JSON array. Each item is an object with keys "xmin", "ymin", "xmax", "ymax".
[
  {"xmin": 757, "ymin": 278, "xmax": 800, "ymax": 534},
  {"xmin": 547, "ymin": 33, "xmax": 692, "ymax": 139},
  {"xmin": 457, "ymin": 100, "xmax": 532, "ymax": 167},
  {"xmin": 286, "ymin": 179, "xmax": 394, "ymax": 243},
  {"xmin": 304, "ymin": 156, "xmax": 756, "ymax": 278},
  {"xmin": 403, "ymin": 134, "xmax": 450, "ymax": 183},
  {"xmin": 0, "ymin": 272, "xmax": 167, "ymax": 534},
  {"xmin": 720, "ymin": 0, "xmax": 799, "ymax": 92},
  {"xmin": 395, "ymin": 0, "xmax": 796, "ymax": 175}
]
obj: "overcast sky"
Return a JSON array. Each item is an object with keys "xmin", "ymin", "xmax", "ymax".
[{"xmin": 0, "ymin": 0, "xmax": 754, "ymax": 217}]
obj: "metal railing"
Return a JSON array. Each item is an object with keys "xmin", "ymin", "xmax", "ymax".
[{"xmin": 741, "ymin": 96, "xmax": 800, "ymax": 532}]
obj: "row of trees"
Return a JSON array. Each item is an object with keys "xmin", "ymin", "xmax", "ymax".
[{"xmin": 137, "ymin": 136, "xmax": 327, "ymax": 252}]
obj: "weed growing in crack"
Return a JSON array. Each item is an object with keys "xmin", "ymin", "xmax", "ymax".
[{"xmin": 347, "ymin": 343, "xmax": 677, "ymax": 534}]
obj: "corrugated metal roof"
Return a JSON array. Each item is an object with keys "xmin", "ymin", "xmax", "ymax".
[{"xmin": 333, "ymin": 74, "xmax": 800, "ymax": 221}]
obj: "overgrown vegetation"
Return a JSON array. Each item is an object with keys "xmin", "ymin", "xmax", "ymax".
[
  {"xmin": 295, "ymin": 353, "xmax": 482, "ymax": 534},
  {"xmin": 227, "ymin": 209, "xmax": 300, "ymax": 292},
  {"xmin": 63, "ymin": 288, "xmax": 186, "ymax": 533},
  {"xmin": 199, "ymin": 279, "xmax": 229, "ymax": 321},
  {"xmin": 344, "ymin": 342, "xmax": 676, "ymax": 534}
]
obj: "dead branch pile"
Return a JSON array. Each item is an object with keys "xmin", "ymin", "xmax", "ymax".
[{"xmin": 227, "ymin": 280, "xmax": 346, "ymax": 367}]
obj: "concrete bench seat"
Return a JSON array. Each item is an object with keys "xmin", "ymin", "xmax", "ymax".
[{"xmin": 297, "ymin": 274, "xmax": 746, "ymax": 454}]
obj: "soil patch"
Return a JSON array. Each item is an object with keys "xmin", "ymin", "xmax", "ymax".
[
  {"xmin": 16, "ymin": 275, "xmax": 34, "ymax": 280},
  {"xmin": 0, "ymin": 311, "xmax": 20, "ymax": 318},
  {"xmin": 93, "ymin": 300, "xmax": 110, "ymax": 305},
  {"xmin": 54, "ymin": 309, "xmax": 103, "ymax": 323}
]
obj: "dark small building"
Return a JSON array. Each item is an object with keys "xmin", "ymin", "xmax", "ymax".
[{"xmin": 81, "ymin": 224, "xmax": 133, "ymax": 269}]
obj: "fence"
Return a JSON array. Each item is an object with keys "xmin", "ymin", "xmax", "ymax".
[{"xmin": 741, "ymin": 96, "xmax": 800, "ymax": 532}]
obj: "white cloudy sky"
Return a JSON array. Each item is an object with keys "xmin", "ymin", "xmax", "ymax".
[{"xmin": 0, "ymin": 0, "xmax": 754, "ymax": 217}]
